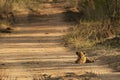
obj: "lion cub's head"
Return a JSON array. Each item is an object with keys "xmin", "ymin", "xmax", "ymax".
[{"xmin": 75, "ymin": 51, "xmax": 87, "ymax": 64}]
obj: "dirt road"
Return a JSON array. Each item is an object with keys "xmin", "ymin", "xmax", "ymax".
[{"xmin": 0, "ymin": 3, "xmax": 119, "ymax": 80}]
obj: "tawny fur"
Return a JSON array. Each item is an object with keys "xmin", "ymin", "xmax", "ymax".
[{"xmin": 75, "ymin": 51, "xmax": 94, "ymax": 64}]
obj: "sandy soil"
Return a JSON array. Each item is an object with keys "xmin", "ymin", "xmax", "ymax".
[{"xmin": 0, "ymin": 2, "xmax": 119, "ymax": 80}]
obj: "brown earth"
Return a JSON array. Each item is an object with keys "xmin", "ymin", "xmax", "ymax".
[{"xmin": 0, "ymin": 2, "xmax": 119, "ymax": 80}]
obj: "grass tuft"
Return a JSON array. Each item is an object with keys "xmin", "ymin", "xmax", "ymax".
[{"xmin": 64, "ymin": 21, "xmax": 120, "ymax": 49}]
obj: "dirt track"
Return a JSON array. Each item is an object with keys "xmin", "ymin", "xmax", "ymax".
[{"xmin": 0, "ymin": 3, "xmax": 120, "ymax": 80}]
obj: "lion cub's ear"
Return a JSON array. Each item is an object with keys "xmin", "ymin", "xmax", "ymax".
[
  {"xmin": 83, "ymin": 52, "xmax": 86, "ymax": 55},
  {"xmin": 76, "ymin": 51, "xmax": 79, "ymax": 55}
]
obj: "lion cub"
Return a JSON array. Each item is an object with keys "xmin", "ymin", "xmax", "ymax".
[{"xmin": 75, "ymin": 51, "xmax": 94, "ymax": 64}]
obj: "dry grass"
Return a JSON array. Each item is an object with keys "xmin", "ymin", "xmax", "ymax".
[
  {"xmin": 64, "ymin": 22, "xmax": 99, "ymax": 48},
  {"xmin": 97, "ymin": 37, "xmax": 120, "ymax": 48},
  {"xmin": 64, "ymin": 21, "xmax": 120, "ymax": 49}
]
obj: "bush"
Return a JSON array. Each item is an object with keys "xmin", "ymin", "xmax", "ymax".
[{"xmin": 77, "ymin": 0, "xmax": 120, "ymax": 22}]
